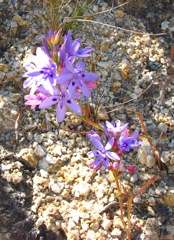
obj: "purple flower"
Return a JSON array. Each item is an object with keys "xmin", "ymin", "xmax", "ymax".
[
  {"xmin": 23, "ymin": 47, "xmax": 57, "ymax": 95},
  {"xmin": 105, "ymin": 120, "xmax": 128, "ymax": 138},
  {"xmin": 87, "ymin": 131, "xmax": 120, "ymax": 170},
  {"xmin": 39, "ymin": 87, "xmax": 82, "ymax": 122},
  {"xmin": 60, "ymin": 31, "xmax": 93, "ymax": 62},
  {"xmin": 24, "ymin": 85, "xmax": 59, "ymax": 109},
  {"xmin": 57, "ymin": 58, "xmax": 99, "ymax": 98},
  {"xmin": 118, "ymin": 130, "xmax": 141, "ymax": 152}
]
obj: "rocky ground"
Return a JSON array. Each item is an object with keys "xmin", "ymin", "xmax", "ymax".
[{"xmin": 0, "ymin": 0, "xmax": 174, "ymax": 239}]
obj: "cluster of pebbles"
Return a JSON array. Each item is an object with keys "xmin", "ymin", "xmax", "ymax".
[{"xmin": 0, "ymin": 0, "xmax": 174, "ymax": 239}]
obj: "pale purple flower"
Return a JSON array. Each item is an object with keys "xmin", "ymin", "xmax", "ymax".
[
  {"xmin": 57, "ymin": 58, "xmax": 99, "ymax": 98},
  {"xmin": 105, "ymin": 120, "xmax": 128, "ymax": 138},
  {"xmin": 39, "ymin": 88, "xmax": 82, "ymax": 122},
  {"xmin": 24, "ymin": 85, "xmax": 56, "ymax": 109},
  {"xmin": 118, "ymin": 130, "xmax": 141, "ymax": 152},
  {"xmin": 23, "ymin": 47, "xmax": 57, "ymax": 95},
  {"xmin": 60, "ymin": 30, "xmax": 93, "ymax": 63},
  {"xmin": 87, "ymin": 131, "xmax": 120, "ymax": 170},
  {"xmin": 24, "ymin": 93, "xmax": 46, "ymax": 109}
]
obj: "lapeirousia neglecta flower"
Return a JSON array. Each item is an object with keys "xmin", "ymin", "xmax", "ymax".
[
  {"xmin": 57, "ymin": 58, "xmax": 99, "ymax": 98},
  {"xmin": 118, "ymin": 129, "xmax": 142, "ymax": 152},
  {"xmin": 38, "ymin": 86, "xmax": 82, "ymax": 122},
  {"xmin": 23, "ymin": 29, "xmax": 100, "ymax": 122},
  {"xmin": 87, "ymin": 130, "xmax": 120, "ymax": 170},
  {"xmin": 23, "ymin": 47, "xmax": 57, "ymax": 95}
]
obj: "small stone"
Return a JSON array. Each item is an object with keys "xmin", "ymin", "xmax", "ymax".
[
  {"xmin": 102, "ymin": 216, "xmax": 112, "ymax": 230},
  {"xmin": 93, "ymin": 5, "xmax": 99, "ymax": 12},
  {"xmin": 130, "ymin": 174, "xmax": 138, "ymax": 183},
  {"xmin": 35, "ymin": 217, "xmax": 44, "ymax": 228},
  {"xmin": 148, "ymin": 197, "xmax": 156, "ymax": 206},
  {"xmin": 161, "ymin": 151, "xmax": 170, "ymax": 163},
  {"xmin": 146, "ymin": 155, "xmax": 156, "ymax": 168},
  {"xmin": 34, "ymin": 145, "xmax": 46, "ymax": 159},
  {"xmin": 71, "ymin": 210, "xmax": 80, "ymax": 224},
  {"xmin": 31, "ymin": 197, "xmax": 42, "ymax": 213},
  {"xmin": 115, "ymin": 10, "xmax": 124, "ymax": 18},
  {"xmin": 10, "ymin": 21, "xmax": 17, "ymax": 36},
  {"xmin": 111, "ymin": 228, "xmax": 122, "ymax": 237},
  {"xmin": 112, "ymin": 81, "xmax": 121, "ymax": 92},
  {"xmin": 119, "ymin": 58, "xmax": 131, "ymax": 80},
  {"xmin": 90, "ymin": 222, "xmax": 99, "ymax": 231},
  {"xmin": 0, "ymin": 63, "xmax": 9, "ymax": 72},
  {"xmin": 50, "ymin": 181, "xmax": 65, "ymax": 194},
  {"xmin": 141, "ymin": 218, "xmax": 160, "ymax": 240},
  {"xmin": 40, "ymin": 169, "xmax": 49, "ymax": 178},
  {"xmin": 158, "ymin": 122, "xmax": 168, "ymax": 133},
  {"xmin": 12, "ymin": 14, "xmax": 28, "ymax": 26},
  {"xmin": 72, "ymin": 181, "xmax": 91, "ymax": 197},
  {"xmin": 86, "ymin": 230, "xmax": 97, "ymax": 239},
  {"xmin": 161, "ymin": 21, "xmax": 170, "ymax": 31},
  {"xmin": 39, "ymin": 154, "xmax": 60, "ymax": 172},
  {"xmin": 0, "ymin": 72, "xmax": 5, "ymax": 83},
  {"xmin": 18, "ymin": 148, "xmax": 38, "ymax": 167},
  {"xmin": 163, "ymin": 193, "xmax": 174, "ymax": 206},
  {"xmin": 4, "ymin": 170, "xmax": 23, "ymax": 184}
]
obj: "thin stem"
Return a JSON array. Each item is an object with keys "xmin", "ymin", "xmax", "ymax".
[
  {"xmin": 127, "ymin": 196, "xmax": 133, "ymax": 239},
  {"xmin": 113, "ymin": 172, "xmax": 131, "ymax": 240}
]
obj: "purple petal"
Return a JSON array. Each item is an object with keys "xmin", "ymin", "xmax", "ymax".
[
  {"xmin": 70, "ymin": 39, "xmax": 81, "ymax": 55},
  {"xmin": 64, "ymin": 57, "xmax": 74, "ymax": 73},
  {"xmin": 106, "ymin": 151, "xmax": 120, "ymax": 161},
  {"xmin": 76, "ymin": 47, "xmax": 93, "ymax": 57},
  {"xmin": 105, "ymin": 137, "xmax": 114, "ymax": 151},
  {"xmin": 56, "ymin": 102, "xmax": 66, "ymax": 122},
  {"xmin": 23, "ymin": 77, "xmax": 33, "ymax": 88},
  {"xmin": 57, "ymin": 72, "xmax": 73, "ymax": 84},
  {"xmin": 105, "ymin": 121, "xmax": 114, "ymax": 130},
  {"xmin": 102, "ymin": 157, "xmax": 110, "ymax": 169},
  {"xmin": 39, "ymin": 96, "xmax": 58, "ymax": 109},
  {"xmin": 87, "ymin": 131, "xmax": 101, "ymax": 143},
  {"xmin": 80, "ymin": 72, "xmax": 99, "ymax": 81},
  {"xmin": 93, "ymin": 157, "xmax": 102, "ymax": 170},
  {"xmin": 66, "ymin": 99, "xmax": 82, "ymax": 115},
  {"xmin": 42, "ymin": 80, "xmax": 55, "ymax": 95},
  {"xmin": 78, "ymin": 80, "xmax": 91, "ymax": 98},
  {"xmin": 65, "ymin": 30, "xmax": 72, "ymax": 52},
  {"xmin": 130, "ymin": 130, "xmax": 139, "ymax": 139},
  {"xmin": 87, "ymin": 150, "xmax": 99, "ymax": 157},
  {"xmin": 68, "ymin": 80, "xmax": 78, "ymax": 97},
  {"xmin": 91, "ymin": 138, "xmax": 104, "ymax": 151},
  {"xmin": 75, "ymin": 61, "xmax": 85, "ymax": 71}
]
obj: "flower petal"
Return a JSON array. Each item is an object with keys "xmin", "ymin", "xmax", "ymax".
[
  {"xmin": 103, "ymin": 157, "xmax": 109, "ymax": 169},
  {"xmin": 87, "ymin": 150, "xmax": 100, "ymax": 157},
  {"xmin": 105, "ymin": 137, "xmax": 114, "ymax": 151},
  {"xmin": 66, "ymin": 99, "xmax": 82, "ymax": 115},
  {"xmin": 106, "ymin": 151, "xmax": 120, "ymax": 161},
  {"xmin": 91, "ymin": 138, "xmax": 104, "ymax": 151},
  {"xmin": 56, "ymin": 102, "xmax": 66, "ymax": 122},
  {"xmin": 80, "ymin": 72, "xmax": 100, "ymax": 81},
  {"xmin": 39, "ymin": 96, "xmax": 59, "ymax": 109},
  {"xmin": 78, "ymin": 80, "xmax": 91, "ymax": 98},
  {"xmin": 75, "ymin": 61, "xmax": 85, "ymax": 71},
  {"xmin": 93, "ymin": 156, "xmax": 102, "ymax": 170}
]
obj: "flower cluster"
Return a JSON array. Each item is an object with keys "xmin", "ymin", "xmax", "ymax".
[
  {"xmin": 87, "ymin": 119, "xmax": 142, "ymax": 172},
  {"xmin": 23, "ymin": 30, "xmax": 99, "ymax": 122}
]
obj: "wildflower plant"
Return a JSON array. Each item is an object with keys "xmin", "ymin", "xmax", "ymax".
[{"xmin": 23, "ymin": 30, "xmax": 160, "ymax": 240}]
